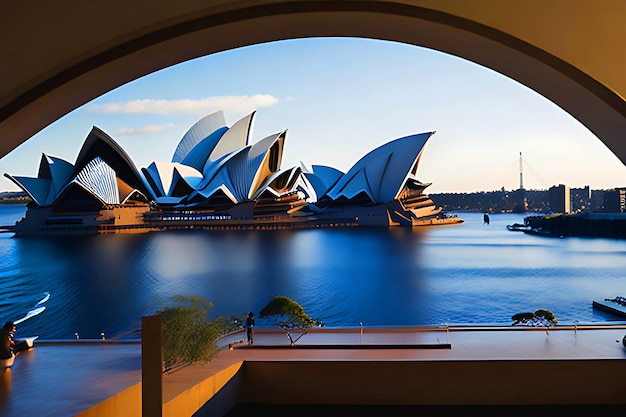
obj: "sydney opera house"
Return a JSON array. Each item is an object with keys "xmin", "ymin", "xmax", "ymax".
[{"xmin": 5, "ymin": 111, "xmax": 461, "ymax": 235}]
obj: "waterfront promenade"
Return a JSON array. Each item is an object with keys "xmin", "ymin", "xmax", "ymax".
[{"xmin": 1, "ymin": 325, "xmax": 625, "ymax": 417}]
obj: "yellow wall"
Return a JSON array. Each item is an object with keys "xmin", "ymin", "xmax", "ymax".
[
  {"xmin": 74, "ymin": 383, "xmax": 142, "ymax": 417},
  {"xmin": 77, "ymin": 357, "xmax": 625, "ymax": 417},
  {"xmin": 162, "ymin": 361, "xmax": 243, "ymax": 417},
  {"xmin": 76, "ymin": 361, "xmax": 244, "ymax": 417}
]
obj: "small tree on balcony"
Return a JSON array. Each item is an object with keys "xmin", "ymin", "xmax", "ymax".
[
  {"xmin": 259, "ymin": 295, "xmax": 320, "ymax": 346},
  {"xmin": 158, "ymin": 295, "xmax": 233, "ymax": 372},
  {"xmin": 512, "ymin": 309, "xmax": 558, "ymax": 334}
]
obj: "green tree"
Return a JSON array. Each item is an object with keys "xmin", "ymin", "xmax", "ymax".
[
  {"xmin": 259, "ymin": 295, "xmax": 320, "ymax": 345},
  {"xmin": 157, "ymin": 295, "xmax": 233, "ymax": 372},
  {"xmin": 512, "ymin": 309, "xmax": 557, "ymax": 333}
]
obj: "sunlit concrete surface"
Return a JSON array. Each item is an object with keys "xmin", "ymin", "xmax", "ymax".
[
  {"xmin": 0, "ymin": 342, "xmax": 141, "ymax": 417},
  {"xmin": 1, "ymin": 326, "xmax": 625, "ymax": 416},
  {"xmin": 218, "ymin": 325, "xmax": 626, "ymax": 361}
]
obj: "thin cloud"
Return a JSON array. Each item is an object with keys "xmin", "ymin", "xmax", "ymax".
[
  {"xmin": 89, "ymin": 95, "xmax": 279, "ymax": 115},
  {"xmin": 114, "ymin": 123, "xmax": 174, "ymax": 136}
]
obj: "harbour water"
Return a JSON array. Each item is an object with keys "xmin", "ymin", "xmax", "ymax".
[{"xmin": 1, "ymin": 205, "xmax": 625, "ymax": 340}]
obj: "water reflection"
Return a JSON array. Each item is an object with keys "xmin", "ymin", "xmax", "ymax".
[
  {"xmin": 1, "ymin": 211, "xmax": 626, "ymax": 339},
  {"xmin": 0, "ymin": 368, "xmax": 11, "ymax": 406}
]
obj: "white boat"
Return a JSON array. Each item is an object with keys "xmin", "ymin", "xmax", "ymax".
[
  {"xmin": 0, "ymin": 336, "xmax": 38, "ymax": 368},
  {"xmin": 506, "ymin": 223, "xmax": 529, "ymax": 232},
  {"xmin": 15, "ymin": 336, "xmax": 38, "ymax": 351}
]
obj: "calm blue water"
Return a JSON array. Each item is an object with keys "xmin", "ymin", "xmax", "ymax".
[{"xmin": 1, "ymin": 205, "xmax": 625, "ymax": 339}]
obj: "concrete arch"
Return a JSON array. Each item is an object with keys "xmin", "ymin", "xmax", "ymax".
[{"xmin": 1, "ymin": 0, "xmax": 625, "ymax": 165}]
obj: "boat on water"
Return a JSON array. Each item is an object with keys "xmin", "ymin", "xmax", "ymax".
[
  {"xmin": 592, "ymin": 296, "xmax": 626, "ymax": 318},
  {"xmin": 506, "ymin": 223, "xmax": 529, "ymax": 232}
]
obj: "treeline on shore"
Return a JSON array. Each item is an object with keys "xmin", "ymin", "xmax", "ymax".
[{"xmin": 0, "ymin": 191, "xmax": 30, "ymax": 204}]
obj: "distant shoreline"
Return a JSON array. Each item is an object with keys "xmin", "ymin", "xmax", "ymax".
[{"xmin": 0, "ymin": 191, "xmax": 30, "ymax": 204}]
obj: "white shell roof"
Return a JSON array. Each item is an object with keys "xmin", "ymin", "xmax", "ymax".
[
  {"xmin": 180, "ymin": 126, "xmax": 229, "ymax": 171},
  {"xmin": 4, "ymin": 153, "xmax": 76, "ymax": 206},
  {"xmin": 4, "ymin": 111, "xmax": 438, "ymax": 213},
  {"xmin": 194, "ymin": 131, "xmax": 286, "ymax": 204},
  {"xmin": 3, "ymin": 175, "xmax": 51, "ymax": 206},
  {"xmin": 40, "ymin": 154, "xmax": 75, "ymax": 194},
  {"xmin": 325, "ymin": 132, "xmax": 434, "ymax": 203},
  {"xmin": 143, "ymin": 161, "xmax": 202, "ymax": 197},
  {"xmin": 173, "ymin": 111, "xmax": 227, "ymax": 164},
  {"xmin": 208, "ymin": 111, "xmax": 255, "ymax": 163}
]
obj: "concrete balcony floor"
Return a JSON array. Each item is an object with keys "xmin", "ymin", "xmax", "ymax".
[{"xmin": 1, "ymin": 325, "xmax": 625, "ymax": 417}]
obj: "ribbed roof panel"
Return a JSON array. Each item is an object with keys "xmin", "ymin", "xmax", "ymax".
[{"xmin": 74, "ymin": 157, "xmax": 120, "ymax": 205}]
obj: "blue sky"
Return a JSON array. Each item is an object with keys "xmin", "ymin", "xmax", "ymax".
[{"xmin": 2, "ymin": 37, "xmax": 625, "ymax": 193}]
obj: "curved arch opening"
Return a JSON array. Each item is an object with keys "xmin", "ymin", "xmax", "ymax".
[
  {"xmin": 3, "ymin": 38, "xmax": 625, "ymax": 194},
  {"xmin": 1, "ymin": 1, "xmax": 625, "ymax": 167}
]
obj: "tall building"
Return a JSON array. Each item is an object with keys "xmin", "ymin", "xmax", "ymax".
[
  {"xmin": 601, "ymin": 188, "xmax": 626, "ymax": 213},
  {"xmin": 570, "ymin": 185, "xmax": 591, "ymax": 213},
  {"xmin": 549, "ymin": 184, "xmax": 570, "ymax": 214}
]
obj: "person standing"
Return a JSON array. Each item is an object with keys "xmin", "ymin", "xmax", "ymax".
[
  {"xmin": 0, "ymin": 322, "xmax": 15, "ymax": 359},
  {"xmin": 245, "ymin": 312, "xmax": 255, "ymax": 346}
]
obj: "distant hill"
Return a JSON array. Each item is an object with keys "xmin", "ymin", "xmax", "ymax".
[{"xmin": 0, "ymin": 191, "xmax": 31, "ymax": 204}]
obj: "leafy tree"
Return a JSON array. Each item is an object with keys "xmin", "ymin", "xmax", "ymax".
[
  {"xmin": 157, "ymin": 295, "xmax": 234, "ymax": 372},
  {"xmin": 512, "ymin": 309, "xmax": 558, "ymax": 332},
  {"xmin": 259, "ymin": 295, "xmax": 320, "ymax": 345}
]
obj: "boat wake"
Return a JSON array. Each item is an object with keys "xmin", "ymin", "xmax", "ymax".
[
  {"xmin": 36, "ymin": 292, "xmax": 50, "ymax": 305},
  {"xmin": 14, "ymin": 292, "xmax": 50, "ymax": 325}
]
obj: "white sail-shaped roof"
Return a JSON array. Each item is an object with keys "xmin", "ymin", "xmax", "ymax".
[
  {"xmin": 39, "ymin": 154, "xmax": 75, "ymax": 196},
  {"xmin": 172, "ymin": 111, "xmax": 227, "ymax": 164},
  {"xmin": 195, "ymin": 131, "xmax": 286, "ymax": 203},
  {"xmin": 170, "ymin": 165, "xmax": 203, "ymax": 196},
  {"xmin": 252, "ymin": 166, "xmax": 301, "ymax": 199},
  {"xmin": 4, "ymin": 153, "xmax": 76, "ymax": 207},
  {"xmin": 333, "ymin": 168, "xmax": 375, "ymax": 201},
  {"xmin": 142, "ymin": 162, "xmax": 202, "ymax": 197},
  {"xmin": 246, "ymin": 132, "xmax": 285, "ymax": 199},
  {"xmin": 208, "ymin": 112, "xmax": 255, "ymax": 163},
  {"xmin": 72, "ymin": 126, "xmax": 153, "ymax": 200},
  {"xmin": 3, "ymin": 175, "xmax": 51, "ymax": 206},
  {"xmin": 325, "ymin": 132, "xmax": 434, "ymax": 203},
  {"xmin": 303, "ymin": 164, "xmax": 344, "ymax": 200},
  {"xmin": 195, "ymin": 167, "xmax": 240, "ymax": 204},
  {"xmin": 143, "ymin": 162, "xmax": 170, "ymax": 197},
  {"xmin": 180, "ymin": 126, "xmax": 229, "ymax": 171}
]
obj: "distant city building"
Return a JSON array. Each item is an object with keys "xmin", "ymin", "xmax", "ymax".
[
  {"xmin": 510, "ymin": 188, "xmax": 528, "ymax": 213},
  {"xmin": 549, "ymin": 184, "xmax": 571, "ymax": 214},
  {"xmin": 601, "ymin": 188, "xmax": 626, "ymax": 213},
  {"xmin": 570, "ymin": 186, "xmax": 591, "ymax": 213},
  {"xmin": 4, "ymin": 111, "xmax": 460, "ymax": 235}
]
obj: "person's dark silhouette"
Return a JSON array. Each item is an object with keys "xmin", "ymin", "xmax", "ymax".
[{"xmin": 245, "ymin": 312, "xmax": 255, "ymax": 346}]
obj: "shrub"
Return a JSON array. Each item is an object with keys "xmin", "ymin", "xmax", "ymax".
[
  {"xmin": 158, "ymin": 295, "xmax": 232, "ymax": 372},
  {"xmin": 259, "ymin": 295, "xmax": 320, "ymax": 345},
  {"xmin": 512, "ymin": 309, "xmax": 558, "ymax": 328}
]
